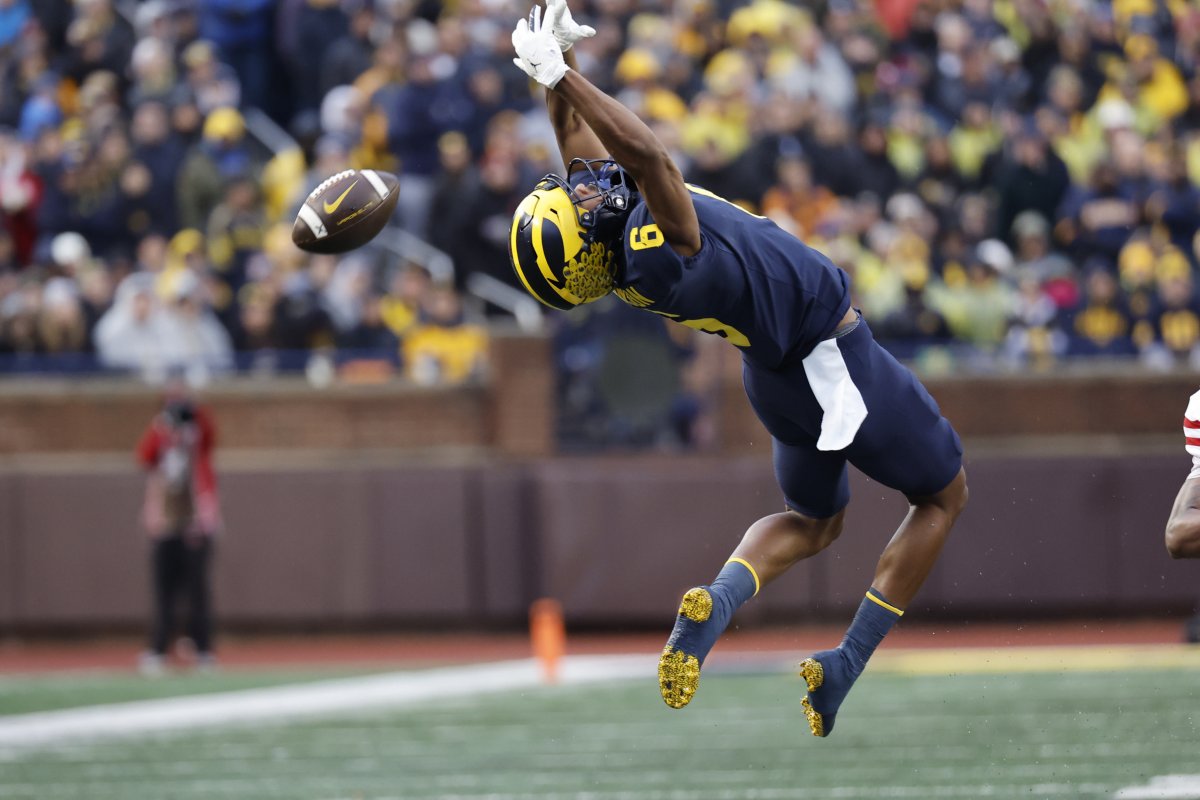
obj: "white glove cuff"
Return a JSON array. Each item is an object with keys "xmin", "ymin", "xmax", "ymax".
[{"xmin": 544, "ymin": 62, "xmax": 570, "ymax": 89}]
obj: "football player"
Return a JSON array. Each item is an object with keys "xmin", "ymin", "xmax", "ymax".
[
  {"xmin": 1166, "ymin": 393, "xmax": 1200, "ymax": 642},
  {"xmin": 509, "ymin": 0, "xmax": 968, "ymax": 736}
]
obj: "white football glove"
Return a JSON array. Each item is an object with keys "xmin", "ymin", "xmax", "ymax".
[
  {"xmin": 546, "ymin": 0, "xmax": 596, "ymax": 52},
  {"xmin": 512, "ymin": 5, "xmax": 570, "ymax": 89}
]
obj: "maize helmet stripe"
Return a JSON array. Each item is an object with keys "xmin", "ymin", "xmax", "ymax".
[
  {"xmin": 531, "ymin": 198, "xmax": 563, "ymax": 285},
  {"xmin": 509, "ymin": 188, "xmax": 584, "ymax": 310},
  {"xmin": 530, "ymin": 210, "xmax": 580, "ymax": 306},
  {"xmin": 511, "ymin": 205, "xmax": 576, "ymax": 310},
  {"xmin": 510, "ymin": 195, "xmax": 543, "ymax": 301}
]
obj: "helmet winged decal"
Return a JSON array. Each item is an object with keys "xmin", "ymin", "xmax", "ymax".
[{"xmin": 508, "ymin": 161, "xmax": 636, "ymax": 310}]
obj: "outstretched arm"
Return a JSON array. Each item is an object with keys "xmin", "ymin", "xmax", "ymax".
[
  {"xmin": 529, "ymin": 1, "xmax": 607, "ymax": 171},
  {"xmin": 548, "ymin": 49, "xmax": 609, "ymax": 169},
  {"xmin": 1166, "ymin": 478, "xmax": 1200, "ymax": 558},
  {"xmin": 551, "ymin": 70, "xmax": 701, "ymax": 256},
  {"xmin": 514, "ymin": 3, "xmax": 700, "ymax": 255}
]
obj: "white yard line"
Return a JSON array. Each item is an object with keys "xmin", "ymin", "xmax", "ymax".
[
  {"xmin": 1115, "ymin": 775, "xmax": 1200, "ymax": 800},
  {"xmin": 0, "ymin": 654, "xmax": 656, "ymax": 751}
]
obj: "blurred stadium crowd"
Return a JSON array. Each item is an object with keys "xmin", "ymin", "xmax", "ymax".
[{"xmin": 0, "ymin": 0, "xmax": 1199, "ymax": 385}]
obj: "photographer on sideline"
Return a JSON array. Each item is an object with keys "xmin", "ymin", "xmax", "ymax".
[{"xmin": 135, "ymin": 383, "xmax": 221, "ymax": 674}]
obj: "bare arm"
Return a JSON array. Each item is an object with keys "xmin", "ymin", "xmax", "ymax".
[
  {"xmin": 546, "ymin": 47, "xmax": 609, "ymax": 170},
  {"xmin": 551, "ymin": 69, "xmax": 701, "ymax": 255},
  {"xmin": 1165, "ymin": 478, "xmax": 1200, "ymax": 558}
]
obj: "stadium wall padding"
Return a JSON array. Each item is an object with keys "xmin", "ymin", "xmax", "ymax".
[
  {"xmin": 2, "ymin": 451, "xmax": 1197, "ymax": 632},
  {"xmin": 0, "ymin": 354, "xmax": 1197, "ymax": 459}
]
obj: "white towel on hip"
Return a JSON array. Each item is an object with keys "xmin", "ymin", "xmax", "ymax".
[{"xmin": 802, "ymin": 338, "xmax": 869, "ymax": 451}]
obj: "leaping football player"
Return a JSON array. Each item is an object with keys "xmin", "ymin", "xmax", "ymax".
[
  {"xmin": 1166, "ymin": 392, "xmax": 1200, "ymax": 642},
  {"xmin": 509, "ymin": 0, "xmax": 969, "ymax": 736}
]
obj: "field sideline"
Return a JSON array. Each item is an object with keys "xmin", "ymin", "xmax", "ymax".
[{"xmin": 2, "ymin": 637, "xmax": 1199, "ymax": 800}]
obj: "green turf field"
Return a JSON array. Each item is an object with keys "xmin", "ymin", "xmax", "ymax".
[{"xmin": 1, "ymin": 663, "xmax": 1199, "ymax": 799}]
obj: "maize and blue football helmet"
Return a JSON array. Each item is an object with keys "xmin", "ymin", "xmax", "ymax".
[{"xmin": 508, "ymin": 159, "xmax": 636, "ymax": 310}]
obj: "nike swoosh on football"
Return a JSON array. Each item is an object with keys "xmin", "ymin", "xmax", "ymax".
[{"xmin": 322, "ymin": 180, "xmax": 359, "ymax": 214}]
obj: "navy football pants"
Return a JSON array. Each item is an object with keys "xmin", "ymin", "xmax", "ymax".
[{"xmin": 743, "ymin": 314, "xmax": 963, "ymax": 519}]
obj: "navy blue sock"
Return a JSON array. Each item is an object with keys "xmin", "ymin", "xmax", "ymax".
[
  {"xmin": 665, "ymin": 559, "xmax": 759, "ymax": 663},
  {"xmin": 709, "ymin": 558, "xmax": 759, "ymax": 618},
  {"xmin": 838, "ymin": 588, "xmax": 903, "ymax": 678}
]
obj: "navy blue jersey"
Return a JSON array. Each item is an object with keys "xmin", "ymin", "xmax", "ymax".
[{"xmin": 613, "ymin": 186, "xmax": 851, "ymax": 369}]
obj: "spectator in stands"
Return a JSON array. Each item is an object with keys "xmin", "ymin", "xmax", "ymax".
[
  {"xmin": 159, "ymin": 269, "xmax": 234, "ymax": 383},
  {"xmin": 947, "ymin": 101, "xmax": 1000, "ymax": 185},
  {"xmin": 2, "ymin": 0, "xmax": 1200, "ymax": 383},
  {"xmin": 320, "ymin": 0, "xmax": 376, "ymax": 99},
  {"xmin": 1059, "ymin": 161, "xmax": 1142, "ymax": 264},
  {"xmin": 992, "ymin": 121, "xmax": 1071, "ymax": 246},
  {"xmin": 914, "ymin": 136, "xmax": 966, "ymax": 226},
  {"xmin": 0, "ymin": 270, "xmax": 40, "ymax": 357},
  {"xmin": 128, "ymin": 35, "xmax": 179, "ymax": 108},
  {"xmin": 0, "ymin": 127, "xmax": 39, "ymax": 266},
  {"xmin": 851, "ymin": 121, "xmax": 902, "ymax": 201},
  {"xmin": 338, "ymin": 291, "xmax": 399, "ymax": 360},
  {"xmin": 206, "ymin": 176, "xmax": 266, "ymax": 295},
  {"xmin": 761, "ymin": 153, "xmax": 838, "ymax": 240},
  {"xmin": 805, "ymin": 111, "xmax": 862, "ymax": 198},
  {"xmin": 180, "ymin": 40, "xmax": 240, "ymax": 115},
  {"xmin": 428, "ymin": 131, "xmax": 482, "ymax": 280},
  {"xmin": 383, "ymin": 48, "xmax": 475, "ymax": 238},
  {"xmin": 291, "ymin": 0, "xmax": 351, "ymax": 116},
  {"xmin": 271, "ymin": 265, "xmax": 336, "ymax": 352},
  {"xmin": 18, "ymin": 71, "xmax": 63, "ymax": 145},
  {"xmin": 135, "ymin": 382, "xmax": 221, "ymax": 675},
  {"xmin": 380, "ymin": 263, "xmax": 430, "ymax": 341},
  {"xmin": 1146, "ymin": 146, "xmax": 1200, "ymax": 252},
  {"xmin": 197, "ymin": 0, "xmax": 272, "ymax": 112},
  {"xmin": 94, "ymin": 272, "xmax": 171, "ymax": 378},
  {"xmin": 1067, "ymin": 263, "xmax": 1138, "ymax": 358},
  {"xmin": 129, "ymin": 100, "xmax": 184, "ymax": 235},
  {"xmin": 931, "ymin": 241, "xmax": 1016, "ymax": 349},
  {"xmin": 59, "ymin": 0, "xmax": 134, "ymax": 89},
  {"xmin": 37, "ymin": 276, "xmax": 87, "ymax": 354},
  {"xmin": 1005, "ymin": 273, "xmax": 1067, "ymax": 370},
  {"xmin": 176, "ymin": 106, "xmax": 257, "ymax": 231},
  {"xmin": 403, "ymin": 284, "xmax": 487, "ymax": 386},
  {"xmin": 1142, "ymin": 271, "xmax": 1200, "ymax": 368},
  {"xmin": 451, "ymin": 139, "xmax": 529, "ymax": 291},
  {"xmin": 876, "ymin": 268, "xmax": 953, "ymax": 349}
]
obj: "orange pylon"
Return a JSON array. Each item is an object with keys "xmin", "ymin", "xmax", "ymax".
[{"xmin": 529, "ymin": 597, "xmax": 565, "ymax": 684}]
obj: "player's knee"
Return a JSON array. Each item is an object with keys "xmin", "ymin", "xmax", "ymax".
[
  {"xmin": 781, "ymin": 508, "xmax": 843, "ymax": 551},
  {"xmin": 809, "ymin": 510, "xmax": 845, "ymax": 550},
  {"xmin": 909, "ymin": 467, "xmax": 968, "ymax": 519}
]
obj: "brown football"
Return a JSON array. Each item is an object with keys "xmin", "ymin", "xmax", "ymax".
[{"xmin": 292, "ymin": 169, "xmax": 400, "ymax": 254}]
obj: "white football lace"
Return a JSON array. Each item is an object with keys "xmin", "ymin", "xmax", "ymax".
[{"xmin": 308, "ymin": 170, "xmax": 356, "ymax": 201}]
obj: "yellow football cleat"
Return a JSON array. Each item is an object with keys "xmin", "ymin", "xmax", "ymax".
[
  {"xmin": 799, "ymin": 655, "xmax": 832, "ymax": 737},
  {"xmin": 658, "ymin": 587, "xmax": 712, "ymax": 709}
]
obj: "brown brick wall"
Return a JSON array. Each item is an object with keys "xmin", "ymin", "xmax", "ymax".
[
  {"xmin": 0, "ymin": 335, "xmax": 1193, "ymax": 458},
  {"xmin": 715, "ymin": 365, "xmax": 1199, "ymax": 452},
  {"xmin": 0, "ymin": 334, "xmax": 553, "ymax": 456}
]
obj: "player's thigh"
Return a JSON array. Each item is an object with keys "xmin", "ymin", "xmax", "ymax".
[
  {"xmin": 742, "ymin": 359, "xmax": 849, "ymax": 517},
  {"xmin": 772, "ymin": 437, "xmax": 851, "ymax": 519},
  {"xmin": 840, "ymin": 322, "xmax": 963, "ymax": 498}
]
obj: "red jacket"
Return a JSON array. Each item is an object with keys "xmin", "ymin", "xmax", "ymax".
[{"xmin": 136, "ymin": 406, "xmax": 220, "ymax": 536}]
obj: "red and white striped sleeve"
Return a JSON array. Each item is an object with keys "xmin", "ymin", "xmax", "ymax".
[{"xmin": 1185, "ymin": 390, "xmax": 1200, "ymax": 478}]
